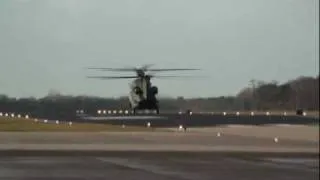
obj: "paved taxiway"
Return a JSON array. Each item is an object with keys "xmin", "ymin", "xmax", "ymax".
[
  {"xmin": 0, "ymin": 153, "xmax": 318, "ymax": 180},
  {"xmin": 0, "ymin": 125, "xmax": 318, "ymax": 180},
  {"xmin": 0, "ymin": 125, "xmax": 318, "ymax": 150},
  {"xmin": 0, "ymin": 131, "xmax": 318, "ymax": 152}
]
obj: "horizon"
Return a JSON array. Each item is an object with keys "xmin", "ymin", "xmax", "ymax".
[
  {"xmin": 1, "ymin": 74, "xmax": 318, "ymax": 99},
  {"xmin": 0, "ymin": 0, "xmax": 319, "ymax": 98}
]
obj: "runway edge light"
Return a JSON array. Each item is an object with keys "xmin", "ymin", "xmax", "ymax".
[{"xmin": 178, "ymin": 125, "xmax": 183, "ymax": 131}]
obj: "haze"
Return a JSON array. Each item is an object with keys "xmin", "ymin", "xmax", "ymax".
[{"xmin": 0, "ymin": 0, "xmax": 318, "ymax": 98}]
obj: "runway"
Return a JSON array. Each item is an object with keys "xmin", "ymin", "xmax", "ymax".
[
  {"xmin": 0, "ymin": 153, "xmax": 318, "ymax": 180},
  {"xmin": 0, "ymin": 125, "xmax": 319, "ymax": 180},
  {"xmin": 0, "ymin": 116, "xmax": 319, "ymax": 179},
  {"xmin": 74, "ymin": 113, "xmax": 319, "ymax": 127}
]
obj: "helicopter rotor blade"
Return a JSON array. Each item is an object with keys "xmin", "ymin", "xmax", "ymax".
[
  {"xmin": 148, "ymin": 75, "xmax": 206, "ymax": 79},
  {"xmin": 86, "ymin": 76, "xmax": 138, "ymax": 79},
  {"xmin": 86, "ymin": 67, "xmax": 137, "ymax": 72},
  {"xmin": 86, "ymin": 65, "xmax": 200, "ymax": 72},
  {"xmin": 146, "ymin": 68, "xmax": 200, "ymax": 72}
]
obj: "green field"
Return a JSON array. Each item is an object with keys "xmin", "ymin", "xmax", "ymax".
[{"xmin": 0, "ymin": 117, "xmax": 154, "ymax": 132}]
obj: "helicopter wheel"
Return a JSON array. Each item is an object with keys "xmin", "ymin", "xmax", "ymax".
[{"xmin": 155, "ymin": 106, "xmax": 160, "ymax": 114}]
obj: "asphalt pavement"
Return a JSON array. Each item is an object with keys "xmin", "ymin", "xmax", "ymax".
[
  {"xmin": 74, "ymin": 113, "xmax": 319, "ymax": 127},
  {"xmin": 0, "ymin": 113, "xmax": 318, "ymax": 180},
  {"xmin": 0, "ymin": 152, "xmax": 318, "ymax": 180},
  {"xmin": 0, "ymin": 129, "xmax": 318, "ymax": 180}
]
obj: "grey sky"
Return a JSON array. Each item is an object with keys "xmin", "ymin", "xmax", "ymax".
[{"xmin": 0, "ymin": 0, "xmax": 318, "ymax": 98}]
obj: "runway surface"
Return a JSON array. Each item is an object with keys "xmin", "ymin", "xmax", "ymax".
[
  {"xmin": 0, "ymin": 125, "xmax": 319, "ymax": 150},
  {"xmin": 0, "ymin": 126, "xmax": 319, "ymax": 179},
  {"xmin": 74, "ymin": 113, "xmax": 319, "ymax": 127},
  {"xmin": 0, "ymin": 119, "xmax": 318, "ymax": 179},
  {"xmin": 0, "ymin": 152, "xmax": 318, "ymax": 180}
]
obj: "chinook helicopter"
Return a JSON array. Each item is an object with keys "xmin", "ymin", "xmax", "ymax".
[{"xmin": 86, "ymin": 64, "xmax": 200, "ymax": 114}]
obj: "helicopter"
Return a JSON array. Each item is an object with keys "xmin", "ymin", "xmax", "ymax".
[{"xmin": 86, "ymin": 64, "xmax": 200, "ymax": 114}]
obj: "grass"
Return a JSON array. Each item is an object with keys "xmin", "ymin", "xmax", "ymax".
[{"xmin": 0, "ymin": 117, "xmax": 154, "ymax": 132}]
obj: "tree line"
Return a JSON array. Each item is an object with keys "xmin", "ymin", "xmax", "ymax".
[{"xmin": 0, "ymin": 75, "xmax": 318, "ymax": 119}]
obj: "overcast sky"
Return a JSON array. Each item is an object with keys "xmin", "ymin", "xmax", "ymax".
[{"xmin": 0, "ymin": 0, "xmax": 318, "ymax": 98}]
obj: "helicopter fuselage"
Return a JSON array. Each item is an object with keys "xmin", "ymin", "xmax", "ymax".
[{"xmin": 128, "ymin": 76, "xmax": 159, "ymax": 114}]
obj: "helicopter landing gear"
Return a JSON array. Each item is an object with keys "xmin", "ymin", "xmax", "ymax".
[
  {"xmin": 132, "ymin": 100, "xmax": 160, "ymax": 115},
  {"xmin": 133, "ymin": 107, "xmax": 140, "ymax": 115},
  {"xmin": 154, "ymin": 104, "xmax": 160, "ymax": 114},
  {"xmin": 132, "ymin": 103, "xmax": 159, "ymax": 115},
  {"xmin": 132, "ymin": 108, "xmax": 159, "ymax": 115},
  {"xmin": 155, "ymin": 108, "xmax": 159, "ymax": 114}
]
